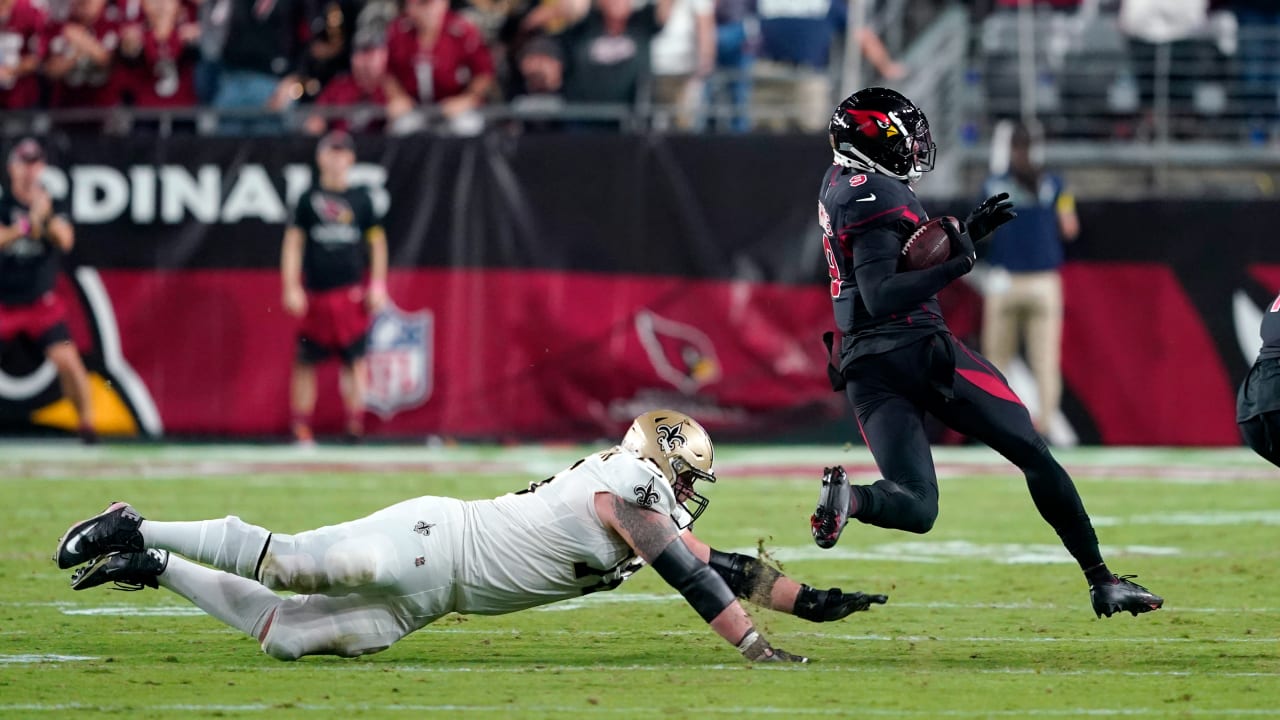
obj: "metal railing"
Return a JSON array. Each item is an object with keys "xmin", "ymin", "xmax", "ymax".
[{"xmin": 962, "ymin": 6, "xmax": 1280, "ymax": 193}]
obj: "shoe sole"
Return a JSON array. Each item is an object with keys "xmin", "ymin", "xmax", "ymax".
[
  {"xmin": 69, "ymin": 552, "xmax": 119, "ymax": 591},
  {"xmin": 1095, "ymin": 599, "xmax": 1164, "ymax": 618},
  {"xmin": 810, "ymin": 508, "xmax": 844, "ymax": 549},
  {"xmin": 811, "ymin": 472, "xmax": 850, "ymax": 550},
  {"xmin": 53, "ymin": 501, "xmax": 132, "ymax": 569}
]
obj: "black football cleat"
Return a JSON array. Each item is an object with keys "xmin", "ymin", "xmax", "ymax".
[
  {"xmin": 1090, "ymin": 574, "xmax": 1164, "ymax": 618},
  {"xmin": 811, "ymin": 466, "xmax": 852, "ymax": 549},
  {"xmin": 53, "ymin": 501, "xmax": 145, "ymax": 569},
  {"xmin": 70, "ymin": 549, "xmax": 168, "ymax": 591}
]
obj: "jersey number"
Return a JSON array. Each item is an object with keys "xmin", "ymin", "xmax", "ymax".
[
  {"xmin": 574, "ymin": 557, "xmax": 641, "ymax": 596},
  {"xmin": 822, "ymin": 234, "xmax": 842, "ymax": 298}
]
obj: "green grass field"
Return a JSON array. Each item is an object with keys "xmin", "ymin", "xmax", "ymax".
[{"xmin": 2, "ymin": 443, "xmax": 1279, "ymax": 719}]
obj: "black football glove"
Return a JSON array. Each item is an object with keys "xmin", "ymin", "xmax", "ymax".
[
  {"xmin": 965, "ymin": 192, "xmax": 1017, "ymax": 242},
  {"xmin": 942, "ymin": 219, "xmax": 976, "ymax": 272},
  {"xmin": 794, "ymin": 585, "xmax": 889, "ymax": 623},
  {"xmin": 737, "ymin": 630, "xmax": 809, "ymax": 663}
]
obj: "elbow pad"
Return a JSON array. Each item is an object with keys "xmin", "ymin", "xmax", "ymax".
[{"xmin": 651, "ymin": 540, "xmax": 735, "ymax": 623}]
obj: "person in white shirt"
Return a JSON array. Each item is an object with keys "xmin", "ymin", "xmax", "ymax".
[
  {"xmin": 54, "ymin": 410, "xmax": 887, "ymax": 663},
  {"xmin": 650, "ymin": 0, "xmax": 715, "ymax": 128}
]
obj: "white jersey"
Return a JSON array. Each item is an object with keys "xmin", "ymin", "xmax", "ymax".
[{"xmin": 453, "ymin": 448, "xmax": 691, "ymax": 615}]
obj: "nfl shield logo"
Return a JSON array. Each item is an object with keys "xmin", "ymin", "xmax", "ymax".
[{"xmin": 365, "ymin": 304, "xmax": 433, "ymax": 420}]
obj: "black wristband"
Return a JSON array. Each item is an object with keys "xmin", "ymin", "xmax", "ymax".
[{"xmin": 793, "ymin": 584, "xmax": 828, "ymax": 622}]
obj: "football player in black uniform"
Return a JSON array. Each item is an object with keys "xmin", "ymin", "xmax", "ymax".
[
  {"xmin": 1238, "ymin": 291, "xmax": 1280, "ymax": 466},
  {"xmin": 809, "ymin": 88, "xmax": 1162, "ymax": 618}
]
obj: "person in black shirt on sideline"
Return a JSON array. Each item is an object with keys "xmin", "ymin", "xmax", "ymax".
[
  {"xmin": 1238, "ymin": 290, "xmax": 1280, "ymax": 466},
  {"xmin": 281, "ymin": 131, "xmax": 388, "ymax": 444},
  {"xmin": 0, "ymin": 138, "xmax": 96, "ymax": 443},
  {"xmin": 809, "ymin": 88, "xmax": 1163, "ymax": 619}
]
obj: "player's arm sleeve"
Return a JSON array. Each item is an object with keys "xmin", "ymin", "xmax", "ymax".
[
  {"xmin": 852, "ymin": 225, "xmax": 970, "ymax": 317},
  {"xmin": 605, "ymin": 494, "xmax": 735, "ymax": 623}
]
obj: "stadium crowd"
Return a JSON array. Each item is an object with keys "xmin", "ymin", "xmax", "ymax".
[
  {"xmin": 0, "ymin": 0, "xmax": 953, "ymax": 133},
  {"xmin": 0, "ymin": 0, "xmax": 1275, "ymax": 134}
]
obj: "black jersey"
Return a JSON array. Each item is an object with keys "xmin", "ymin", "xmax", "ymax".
[
  {"xmin": 288, "ymin": 186, "xmax": 381, "ymax": 292},
  {"xmin": 818, "ymin": 165, "xmax": 964, "ymax": 367},
  {"xmin": 1260, "ymin": 291, "xmax": 1280, "ymax": 362},
  {"xmin": 0, "ymin": 191, "xmax": 68, "ymax": 305}
]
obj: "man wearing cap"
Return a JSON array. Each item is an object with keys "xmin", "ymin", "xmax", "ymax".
[
  {"xmin": 304, "ymin": 27, "xmax": 413, "ymax": 135},
  {"xmin": 0, "ymin": 139, "xmax": 96, "ymax": 443},
  {"xmin": 281, "ymin": 131, "xmax": 388, "ymax": 444}
]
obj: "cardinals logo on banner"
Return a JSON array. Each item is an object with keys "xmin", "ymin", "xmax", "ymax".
[
  {"xmin": 0, "ymin": 268, "xmax": 161, "ymax": 438},
  {"xmin": 365, "ymin": 302, "xmax": 433, "ymax": 420},
  {"xmin": 634, "ymin": 309, "xmax": 721, "ymax": 395}
]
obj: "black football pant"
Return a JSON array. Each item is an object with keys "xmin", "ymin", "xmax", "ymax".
[
  {"xmin": 1240, "ymin": 412, "xmax": 1280, "ymax": 468},
  {"xmin": 843, "ymin": 332, "xmax": 1103, "ymax": 571}
]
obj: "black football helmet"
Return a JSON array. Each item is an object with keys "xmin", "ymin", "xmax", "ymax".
[{"xmin": 829, "ymin": 87, "xmax": 936, "ymax": 182}]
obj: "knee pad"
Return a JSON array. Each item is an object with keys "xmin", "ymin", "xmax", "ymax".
[{"xmin": 258, "ymin": 597, "xmax": 401, "ymax": 660}]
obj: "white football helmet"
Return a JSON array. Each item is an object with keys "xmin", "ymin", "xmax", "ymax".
[{"xmin": 621, "ymin": 410, "xmax": 716, "ymax": 523}]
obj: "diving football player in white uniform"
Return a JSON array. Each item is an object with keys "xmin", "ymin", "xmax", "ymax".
[{"xmin": 55, "ymin": 410, "xmax": 887, "ymax": 663}]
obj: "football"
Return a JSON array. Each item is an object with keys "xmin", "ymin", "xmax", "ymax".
[{"xmin": 899, "ymin": 216, "xmax": 960, "ymax": 272}]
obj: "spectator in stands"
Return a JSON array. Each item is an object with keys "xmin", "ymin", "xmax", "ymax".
[
  {"xmin": 1119, "ymin": 0, "xmax": 1213, "ymax": 138},
  {"xmin": 558, "ymin": 0, "xmax": 671, "ymax": 115},
  {"xmin": 305, "ymin": 27, "xmax": 414, "ymax": 134},
  {"xmin": 213, "ymin": 0, "xmax": 314, "ymax": 135},
  {"xmin": 708, "ymin": 0, "xmax": 756, "ymax": 133},
  {"xmin": 650, "ymin": 0, "xmax": 714, "ymax": 129},
  {"xmin": 193, "ymin": 0, "xmax": 229, "ymax": 104},
  {"xmin": 506, "ymin": 33, "xmax": 565, "ymax": 130},
  {"xmin": 119, "ymin": 0, "xmax": 200, "ymax": 112},
  {"xmin": 1228, "ymin": 0, "xmax": 1280, "ymax": 118},
  {"xmin": 753, "ymin": 0, "xmax": 905, "ymax": 132},
  {"xmin": 386, "ymin": 0, "xmax": 495, "ymax": 130},
  {"xmin": 44, "ymin": 0, "xmax": 124, "ymax": 114},
  {"xmin": 980, "ymin": 121, "xmax": 1079, "ymax": 437},
  {"xmin": 511, "ymin": 32, "xmax": 563, "ymax": 99},
  {"xmin": 0, "ymin": 0, "xmax": 47, "ymax": 111},
  {"xmin": 306, "ymin": 0, "xmax": 361, "ymax": 92}
]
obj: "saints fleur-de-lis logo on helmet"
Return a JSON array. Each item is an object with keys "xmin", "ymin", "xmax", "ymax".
[
  {"xmin": 655, "ymin": 422, "xmax": 687, "ymax": 453},
  {"xmin": 620, "ymin": 410, "xmax": 716, "ymax": 527}
]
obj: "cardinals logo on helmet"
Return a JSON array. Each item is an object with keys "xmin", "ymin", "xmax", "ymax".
[
  {"xmin": 846, "ymin": 109, "xmax": 898, "ymax": 138},
  {"xmin": 634, "ymin": 309, "xmax": 721, "ymax": 395}
]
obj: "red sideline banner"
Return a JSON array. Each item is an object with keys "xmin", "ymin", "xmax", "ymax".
[{"xmin": 96, "ymin": 268, "xmax": 846, "ymax": 439}]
